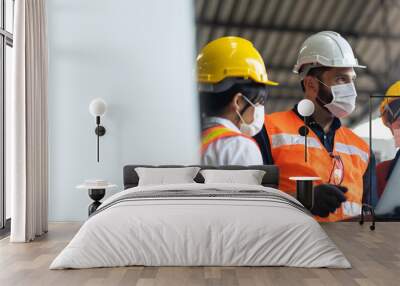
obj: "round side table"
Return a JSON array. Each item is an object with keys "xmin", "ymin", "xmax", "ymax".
[{"xmin": 76, "ymin": 183, "xmax": 117, "ymax": 216}]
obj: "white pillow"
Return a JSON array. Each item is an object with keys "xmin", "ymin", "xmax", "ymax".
[
  {"xmin": 200, "ymin": 169, "xmax": 266, "ymax": 185},
  {"xmin": 135, "ymin": 167, "xmax": 201, "ymax": 186}
]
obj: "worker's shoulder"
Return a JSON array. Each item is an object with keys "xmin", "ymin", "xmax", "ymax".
[
  {"xmin": 219, "ymin": 134, "xmax": 260, "ymax": 149},
  {"xmin": 264, "ymin": 110, "xmax": 298, "ymax": 132},
  {"xmin": 265, "ymin": 110, "xmax": 295, "ymax": 120},
  {"xmin": 265, "ymin": 110, "xmax": 297, "ymax": 126},
  {"xmin": 377, "ymin": 159, "xmax": 392, "ymax": 172},
  {"xmin": 339, "ymin": 125, "xmax": 369, "ymax": 150}
]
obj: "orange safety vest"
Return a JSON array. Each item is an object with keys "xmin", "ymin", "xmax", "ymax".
[
  {"xmin": 265, "ymin": 110, "xmax": 369, "ymax": 222},
  {"xmin": 201, "ymin": 125, "xmax": 259, "ymax": 154}
]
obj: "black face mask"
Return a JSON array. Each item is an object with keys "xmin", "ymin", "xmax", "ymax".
[{"xmin": 315, "ymin": 80, "xmax": 333, "ymax": 108}]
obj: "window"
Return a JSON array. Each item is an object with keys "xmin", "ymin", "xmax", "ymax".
[{"xmin": 0, "ymin": 0, "xmax": 13, "ymax": 233}]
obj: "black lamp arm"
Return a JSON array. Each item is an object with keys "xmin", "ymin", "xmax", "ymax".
[{"xmin": 94, "ymin": 116, "xmax": 106, "ymax": 162}]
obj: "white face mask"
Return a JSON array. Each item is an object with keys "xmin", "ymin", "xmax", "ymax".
[
  {"xmin": 391, "ymin": 120, "xmax": 400, "ymax": 148},
  {"xmin": 394, "ymin": 129, "xmax": 400, "ymax": 148},
  {"xmin": 317, "ymin": 80, "xmax": 357, "ymax": 118},
  {"xmin": 236, "ymin": 95, "xmax": 265, "ymax": 137}
]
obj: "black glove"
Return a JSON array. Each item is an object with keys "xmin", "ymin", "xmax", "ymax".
[{"xmin": 311, "ymin": 184, "xmax": 348, "ymax": 217}]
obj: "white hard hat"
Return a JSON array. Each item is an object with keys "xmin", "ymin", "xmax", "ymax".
[{"xmin": 293, "ymin": 31, "xmax": 366, "ymax": 77}]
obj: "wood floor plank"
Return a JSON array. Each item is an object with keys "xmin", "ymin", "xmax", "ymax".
[{"xmin": 0, "ymin": 222, "xmax": 400, "ymax": 286}]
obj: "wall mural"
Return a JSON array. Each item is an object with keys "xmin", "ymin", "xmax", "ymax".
[{"xmin": 197, "ymin": 34, "xmax": 400, "ymax": 223}]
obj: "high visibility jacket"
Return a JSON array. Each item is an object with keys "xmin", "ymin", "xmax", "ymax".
[
  {"xmin": 201, "ymin": 117, "xmax": 263, "ymax": 166},
  {"xmin": 265, "ymin": 110, "xmax": 369, "ymax": 222},
  {"xmin": 201, "ymin": 125, "xmax": 259, "ymax": 154}
]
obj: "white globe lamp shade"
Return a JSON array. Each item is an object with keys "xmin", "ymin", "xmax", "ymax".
[
  {"xmin": 297, "ymin": 99, "xmax": 315, "ymax": 117},
  {"xmin": 89, "ymin": 98, "xmax": 107, "ymax": 117}
]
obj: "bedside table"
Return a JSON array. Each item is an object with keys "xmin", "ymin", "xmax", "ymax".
[{"xmin": 76, "ymin": 182, "xmax": 117, "ymax": 216}]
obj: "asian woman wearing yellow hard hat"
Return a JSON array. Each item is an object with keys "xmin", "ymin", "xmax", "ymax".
[{"xmin": 198, "ymin": 36, "xmax": 278, "ymax": 166}]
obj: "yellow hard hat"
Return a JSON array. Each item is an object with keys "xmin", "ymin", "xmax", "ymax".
[
  {"xmin": 197, "ymin": 36, "xmax": 278, "ymax": 86},
  {"xmin": 380, "ymin": 81, "xmax": 400, "ymax": 115}
]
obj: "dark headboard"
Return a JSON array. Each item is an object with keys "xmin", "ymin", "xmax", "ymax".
[{"xmin": 123, "ymin": 165, "xmax": 280, "ymax": 189}]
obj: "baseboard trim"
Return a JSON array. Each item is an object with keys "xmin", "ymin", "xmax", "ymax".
[{"xmin": 0, "ymin": 218, "xmax": 11, "ymax": 239}]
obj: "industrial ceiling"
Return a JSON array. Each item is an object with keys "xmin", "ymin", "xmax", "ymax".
[{"xmin": 195, "ymin": 0, "xmax": 400, "ymax": 126}]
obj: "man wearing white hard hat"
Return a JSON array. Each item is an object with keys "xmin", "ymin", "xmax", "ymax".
[{"xmin": 254, "ymin": 31, "xmax": 377, "ymax": 222}]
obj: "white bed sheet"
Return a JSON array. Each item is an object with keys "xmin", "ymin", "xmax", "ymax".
[{"xmin": 50, "ymin": 183, "xmax": 350, "ymax": 269}]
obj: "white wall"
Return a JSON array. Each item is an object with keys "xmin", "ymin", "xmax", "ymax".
[{"xmin": 47, "ymin": 0, "xmax": 199, "ymax": 221}]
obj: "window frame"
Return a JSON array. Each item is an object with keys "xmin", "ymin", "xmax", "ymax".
[{"xmin": 0, "ymin": 0, "xmax": 13, "ymax": 232}]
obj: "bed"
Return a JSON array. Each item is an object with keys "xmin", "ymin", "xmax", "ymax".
[{"xmin": 50, "ymin": 165, "xmax": 351, "ymax": 269}]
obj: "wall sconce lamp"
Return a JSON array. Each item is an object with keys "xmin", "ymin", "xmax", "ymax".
[
  {"xmin": 297, "ymin": 99, "xmax": 314, "ymax": 163},
  {"xmin": 89, "ymin": 98, "xmax": 107, "ymax": 162}
]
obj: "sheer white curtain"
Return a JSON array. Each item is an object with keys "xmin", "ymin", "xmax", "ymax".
[{"xmin": 8, "ymin": 0, "xmax": 48, "ymax": 242}]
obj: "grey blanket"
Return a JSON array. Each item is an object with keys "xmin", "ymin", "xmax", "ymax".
[{"xmin": 92, "ymin": 189, "xmax": 309, "ymax": 217}]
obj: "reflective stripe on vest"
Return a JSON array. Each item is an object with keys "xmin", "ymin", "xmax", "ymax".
[
  {"xmin": 265, "ymin": 110, "xmax": 369, "ymax": 222},
  {"xmin": 271, "ymin": 134, "xmax": 369, "ymax": 163},
  {"xmin": 335, "ymin": 142, "xmax": 369, "ymax": 163},
  {"xmin": 201, "ymin": 125, "xmax": 258, "ymax": 154},
  {"xmin": 271, "ymin": 133, "xmax": 322, "ymax": 149}
]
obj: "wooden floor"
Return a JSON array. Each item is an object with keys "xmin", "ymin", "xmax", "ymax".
[{"xmin": 0, "ymin": 222, "xmax": 399, "ymax": 286}]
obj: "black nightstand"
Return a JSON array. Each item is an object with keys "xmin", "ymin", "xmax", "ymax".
[{"xmin": 76, "ymin": 183, "xmax": 117, "ymax": 216}]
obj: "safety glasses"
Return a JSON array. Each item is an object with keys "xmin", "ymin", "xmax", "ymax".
[
  {"xmin": 240, "ymin": 85, "xmax": 268, "ymax": 106},
  {"xmin": 328, "ymin": 153, "xmax": 344, "ymax": 186},
  {"xmin": 241, "ymin": 93, "xmax": 266, "ymax": 107}
]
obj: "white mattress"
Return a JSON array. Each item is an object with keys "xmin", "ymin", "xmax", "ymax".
[{"xmin": 50, "ymin": 183, "xmax": 350, "ymax": 269}]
